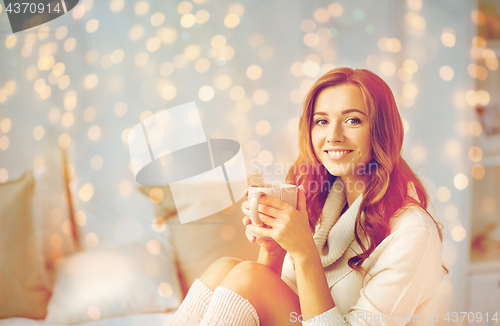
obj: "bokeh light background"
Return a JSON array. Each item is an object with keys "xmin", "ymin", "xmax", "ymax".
[{"xmin": 1, "ymin": 0, "xmax": 497, "ymax": 321}]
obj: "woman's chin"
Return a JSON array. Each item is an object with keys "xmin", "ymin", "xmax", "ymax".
[{"xmin": 323, "ymin": 164, "xmax": 351, "ymax": 177}]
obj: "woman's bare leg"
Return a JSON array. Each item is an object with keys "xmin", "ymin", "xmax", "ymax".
[
  {"xmin": 216, "ymin": 261, "xmax": 301, "ymax": 326},
  {"xmin": 199, "ymin": 257, "xmax": 244, "ymax": 291},
  {"xmin": 194, "ymin": 257, "xmax": 301, "ymax": 325}
]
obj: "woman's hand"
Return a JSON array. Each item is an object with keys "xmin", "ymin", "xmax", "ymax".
[
  {"xmin": 241, "ymin": 189, "xmax": 285, "ymax": 256},
  {"xmin": 244, "ymin": 185, "xmax": 317, "ymax": 259}
]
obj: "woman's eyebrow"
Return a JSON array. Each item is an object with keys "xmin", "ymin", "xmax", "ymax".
[
  {"xmin": 313, "ymin": 109, "xmax": 367, "ymax": 116},
  {"xmin": 342, "ymin": 109, "xmax": 367, "ymax": 116}
]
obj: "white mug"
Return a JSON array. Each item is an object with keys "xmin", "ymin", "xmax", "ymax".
[{"xmin": 247, "ymin": 183, "xmax": 298, "ymax": 240}]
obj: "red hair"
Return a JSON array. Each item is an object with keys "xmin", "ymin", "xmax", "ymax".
[{"xmin": 286, "ymin": 67, "xmax": 446, "ymax": 273}]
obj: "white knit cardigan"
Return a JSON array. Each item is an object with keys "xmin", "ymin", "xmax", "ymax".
[{"xmin": 281, "ymin": 177, "xmax": 444, "ymax": 326}]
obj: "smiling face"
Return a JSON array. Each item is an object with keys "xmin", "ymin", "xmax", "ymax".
[{"xmin": 311, "ymin": 83, "xmax": 372, "ymax": 183}]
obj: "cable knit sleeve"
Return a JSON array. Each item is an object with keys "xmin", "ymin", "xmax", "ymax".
[{"xmin": 303, "ymin": 226, "xmax": 443, "ymax": 326}]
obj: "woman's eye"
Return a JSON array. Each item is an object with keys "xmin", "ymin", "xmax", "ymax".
[
  {"xmin": 346, "ymin": 118, "xmax": 361, "ymax": 125},
  {"xmin": 316, "ymin": 119, "xmax": 328, "ymax": 126}
]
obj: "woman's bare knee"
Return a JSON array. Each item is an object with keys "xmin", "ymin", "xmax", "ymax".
[
  {"xmin": 219, "ymin": 261, "xmax": 265, "ymax": 291},
  {"xmin": 220, "ymin": 261, "xmax": 283, "ymax": 300},
  {"xmin": 220, "ymin": 261, "xmax": 301, "ymax": 326},
  {"xmin": 199, "ymin": 257, "xmax": 243, "ymax": 291}
]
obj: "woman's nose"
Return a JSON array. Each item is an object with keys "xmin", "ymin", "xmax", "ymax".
[{"xmin": 326, "ymin": 123, "xmax": 345, "ymax": 143}]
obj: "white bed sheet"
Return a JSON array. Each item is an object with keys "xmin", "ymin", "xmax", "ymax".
[{"xmin": 0, "ymin": 312, "xmax": 176, "ymax": 326}]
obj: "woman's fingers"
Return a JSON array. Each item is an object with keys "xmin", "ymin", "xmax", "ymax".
[
  {"xmin": 257, "ymin": 213, "xmax": 272, "ymax": 227},
  {"xmin": 241, "ymin": 200, "xmax": 250, "ymax": 215},
  {"xmin": 246, "ymin": 224, "xmax": 272, "ymax": 238},
  {"xmin": 242, "ymin": 196, "xmax": 289, "ymax": 223},
  {"xmin": 242, "ymin": 215, "xmax": 251, "ymax": 226},
  {"xmin": 254, "ymin": 204, "xmax": 282, "ymax": 226},
  {"xmin": 244, "ymin": 226, "xmax": 256, "ymax": 243}
]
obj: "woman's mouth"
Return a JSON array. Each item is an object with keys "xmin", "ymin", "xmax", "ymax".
[{"xmin": 324, "ymin": 150, "xmax": 353, "ymax": 161}]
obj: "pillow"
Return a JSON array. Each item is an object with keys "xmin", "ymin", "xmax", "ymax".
[
  {"xmin": 139, "ymin": 183, "xmax": 260, "ymax": 298},
  {"xmin": 45, "ymin": 240, "xmax": 182, "ymax": 325},
  {"xmin": 0, "ymin": 171, "xmax": 51, "ymax": 319},
  {"xmin": 32, "ymin": 144, "xmax": 78, "ymax": 285}
]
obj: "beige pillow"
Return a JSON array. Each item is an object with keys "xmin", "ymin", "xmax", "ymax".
[
  {"xmin": 45, "ymin": 241, "xmax": 182, "ymax": 325},
  {"xmin": 0, "ymin": 171, "xmax": 51, "ymax": 319},
  {"xmin": 139, "ymin": 184, "xmax": 260, "ymax": 297},
  {"xmin": 33, "ymin": 144, "xmax": 77, "ymax": 277}
]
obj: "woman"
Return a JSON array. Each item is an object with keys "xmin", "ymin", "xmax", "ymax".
[{"xmin": 170, "ymin": 67, "xmax": 445, "ymax": 326}]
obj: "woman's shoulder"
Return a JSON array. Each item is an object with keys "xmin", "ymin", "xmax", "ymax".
[{"xmin": 389, "ymin": 204, "xmax": 441, "ymax": 238}]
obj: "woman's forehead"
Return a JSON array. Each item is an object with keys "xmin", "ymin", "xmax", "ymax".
[{"xmin": 312, "ymin": 84, "xmax": 368, "ymax": 114}]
